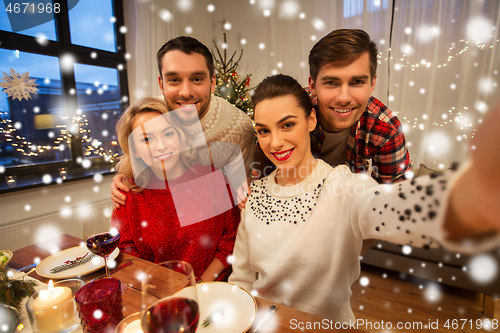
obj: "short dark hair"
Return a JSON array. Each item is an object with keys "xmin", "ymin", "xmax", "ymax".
[
  {"xmin": 157, "ymin": 36, "xmax": 214, "ymax": 78},
  {"xmin": 309, "ymin": 29, "xmax": 378, "ymax": 83},
  {"xmin": 252, "ymin": 74, "xmax": 313, "ymax": 117}
]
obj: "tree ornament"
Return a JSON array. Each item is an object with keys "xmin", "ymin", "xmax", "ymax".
[{"xmin": 0, "ymin": 68, "xmax": 39, "ymax": 101}]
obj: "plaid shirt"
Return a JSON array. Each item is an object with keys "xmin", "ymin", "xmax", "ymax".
[{"xmin": 310, "ymin": 96, "xmax": 412, "ymax": 184}]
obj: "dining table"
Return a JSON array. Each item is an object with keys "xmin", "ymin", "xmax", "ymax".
[{"xmin": 7, "ymin": 233, "xmax": 367, "ymax": 333}]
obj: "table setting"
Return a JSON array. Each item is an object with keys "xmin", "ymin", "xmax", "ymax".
[{"xmin": 4, "ymin": 233, "xmax": 366, "ymax": 333}]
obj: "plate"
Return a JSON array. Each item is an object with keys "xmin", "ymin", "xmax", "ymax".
[
  {"xmin": 36, "ymin": 245, "xmax": 119, "ymax": 279},
  {"xmin": 0, "ymin": 250, "xmax": 13, "ymax": 268},
  {"xmin": 176, "ymin": 282, "xmax": 257, "ymax": 333}
]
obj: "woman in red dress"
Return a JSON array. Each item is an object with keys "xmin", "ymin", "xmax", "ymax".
[{"xmin": 112, "ymin": 97, "xmax": 239, "ymax": 281}]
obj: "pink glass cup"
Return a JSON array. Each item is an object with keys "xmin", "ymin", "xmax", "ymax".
[{"xmin": 75, "ymin": 277, "xmax": 123, "ymax": 333}]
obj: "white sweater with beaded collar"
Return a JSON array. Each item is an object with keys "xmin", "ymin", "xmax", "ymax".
[{"xmin": 229, "ymin": 159, "xmax": 497, "ymax": 322}]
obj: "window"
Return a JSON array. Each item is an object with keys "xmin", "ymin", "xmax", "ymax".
[
  {"xmin": 343, "ymin": 0, "xmax": 390, "ymax": 18},
  {"xmin": 0, "ymin": 0, "xmax": 128, "ymax": 190}
]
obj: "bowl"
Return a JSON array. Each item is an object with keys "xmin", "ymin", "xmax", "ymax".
[{"xmin": 0, "ymin": 250, "xmax": 13, "ymax": 268}]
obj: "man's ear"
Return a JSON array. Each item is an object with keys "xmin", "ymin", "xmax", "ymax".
[
  {"xmin": 309, "ymin": 108, "xmax": 317, "ymax": 132},
  {"xmin": 210, "ymin": 74, "xmax": 216, "ymax": 94},
  {"xmin": 158, "ymin": 74, "xmax": 164, "ymax": 92},
  {"xmin": 370, "ymin": 74, "xmax": 377, "ymax": 95},
  {"xmin": 308, "ymin": 76, "xmax": 317, "ymax": 96}
]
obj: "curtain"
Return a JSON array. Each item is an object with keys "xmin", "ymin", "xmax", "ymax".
[
  {"xmin": 123, "ymin": 0, "xmax": 499, "ymax": 167},
  {"xmin": 388, "ymin": 0, "xmax": 500, "ymax": 168}
]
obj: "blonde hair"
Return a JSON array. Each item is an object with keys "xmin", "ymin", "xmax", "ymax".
[{"xmin": 115, "ymin": 97, "xmax": 195, "ymax": 191}]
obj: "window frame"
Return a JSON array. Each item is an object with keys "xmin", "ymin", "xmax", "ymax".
[{"xmin": 0, "ymin": 0, "xmax": 128, "ymax": 191}]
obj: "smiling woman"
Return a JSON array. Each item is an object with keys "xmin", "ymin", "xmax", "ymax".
[
  {"xmin": 229, "ymin": 74, "xmax": 500, "ymax": 323},
  {"xmin": 112, "ymin": 97, "xmax": 240, "ymax": 282},
  {"xmin": 130, "ymin": 108, "xmax": 187, "ymax": 182},
  {"xmin": 252, "ymin": 75, "xmax": 317, "ymax": 186}
]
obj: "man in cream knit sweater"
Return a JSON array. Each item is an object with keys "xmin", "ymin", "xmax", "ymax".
[{"xmin": 111, "ymin": 36, "xmax": 255, "ymax": 206}]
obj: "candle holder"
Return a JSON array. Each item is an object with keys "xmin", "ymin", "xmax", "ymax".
[
  {"xmin": 75, "ymin": 277, "xmax": 123, "ymax": 333},
  {"xmin": 26, "ymin": 279, "xmax": 85, "ymax": 333},
  {"xmin": 59, "ymin": 168, "xmax": 68, "ymax": 180},
  {"xmin": 0, "ymin": 304, "xmax": 20, "ymax": 333},
  {"xmin": 115, "ymin": 312, "xmax": 141, "ymax": 333},
  {"xmin": 5, "ymin": 175, "xmax": 17, "ymax": 187}
]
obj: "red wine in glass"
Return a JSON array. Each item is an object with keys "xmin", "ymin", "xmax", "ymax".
[
  {"xmin": 85, "ymin": 231, "xmax": 120, "ymax": 278},
  {"xmin": 142, "ymin": 297, "xmax": 199, "ymax": 333},
  {"xmin": 86, "ymin": 232, "xmax": 121, "ymax": 257}
]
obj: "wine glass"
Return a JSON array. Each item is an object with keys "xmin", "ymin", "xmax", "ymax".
[
  {"xmin": 141, "ymin": 261, "xmax": 199, "ymax": 333},
  {"xmin": 83, "ymin": 211, "xmax": 121, "ymax": 279}
]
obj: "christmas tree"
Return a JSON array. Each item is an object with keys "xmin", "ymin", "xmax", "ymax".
[{"xmin": 212, "ymin": 20, "xmax": 254, "ymax": 119}]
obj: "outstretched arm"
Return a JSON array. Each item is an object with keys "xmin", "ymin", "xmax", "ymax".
[
  {"xmin": 444, "ymin": 102, "xmax": 500, "ymax": 240},
  {"xmin": 351, "ymin": 101, "xmax": 500, "ymax": 252}
]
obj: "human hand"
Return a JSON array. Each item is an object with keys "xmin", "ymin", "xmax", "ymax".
[
  {"xmin": 446, "ymin": 101, "xmax": 500, "ymax": 238},
  {"xmin": 111, "ymin": 174, "xmax": 128, "ymax": 208},
  {"xmin": 236, "ymin": 170, "xmax": 260, "ymax": 210},
  {"xmin": 466, "ymin": 101, "xmax": 500, "ymax": 230}
]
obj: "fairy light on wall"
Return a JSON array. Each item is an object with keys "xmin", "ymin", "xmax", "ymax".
[{"xmin": 382, "ymin": 37, "xmax": 499, "ymax": 72}]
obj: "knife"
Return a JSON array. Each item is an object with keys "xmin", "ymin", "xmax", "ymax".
[{"xmin": 253, "ymin": 305, "xmax": 278, "ymax": 333}]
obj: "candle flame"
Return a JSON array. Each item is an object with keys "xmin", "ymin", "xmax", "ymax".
[{"xmin": 48, "ymin": 280, "xmax": 54, "ymax": 293}]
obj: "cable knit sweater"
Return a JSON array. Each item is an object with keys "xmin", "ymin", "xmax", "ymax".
[
  {"xmin": 182, "ymin": 95, "xmax": 255, "ymax": 176},
  {"xmin": 229, "ymin": 159, "xmax": 498, "ymax": 322},
  {"xmin": 112, "ymin": 165, "xmax": 240, "ymax": 279}
]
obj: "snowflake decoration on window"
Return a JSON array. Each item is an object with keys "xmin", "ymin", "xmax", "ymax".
[{"xmin": 0, "ymin": 68, "xmax": 39, "ymax": 101}]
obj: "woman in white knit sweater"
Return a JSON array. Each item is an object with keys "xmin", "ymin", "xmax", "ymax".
[{"xmin": 229, "ymin": 74, "xmax": 500, "ymax": 323}]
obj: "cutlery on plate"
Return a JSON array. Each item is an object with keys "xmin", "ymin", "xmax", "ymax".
[{"xmin": 252, "ymin": 304, "xmax": 278, "ymax": 332}]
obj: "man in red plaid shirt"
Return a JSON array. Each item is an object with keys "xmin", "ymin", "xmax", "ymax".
[
  {"xmin": 307, "ymin": 29, "xmax": 412, "ymax": 253},
  {"xmin": 306, "ymin": 29, "xmax": 412, "ymax": 184}
]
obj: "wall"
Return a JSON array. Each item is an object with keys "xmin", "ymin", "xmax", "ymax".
[{"xmin": 0, "ymin": 175, "xmax": 113, "ymax": 250}]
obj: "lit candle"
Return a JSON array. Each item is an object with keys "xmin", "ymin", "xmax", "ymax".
[
  {"xmin": 122, "ymin": 319, "xmax": 143, "ymax": 333},
  {"xmin": 32, "ymin": 280, "xmax": 78, "ymax": 333}
]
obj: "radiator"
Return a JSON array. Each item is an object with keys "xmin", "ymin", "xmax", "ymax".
[{"xmin": 0, "ymin": 200, "xmax": 113, "ymax": 251}]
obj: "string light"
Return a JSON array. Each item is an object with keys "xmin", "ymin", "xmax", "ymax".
[
  {"xmin": 0, "ymin": 112, "xmax": 119, "ymax": 163},
  {"xmin": 384, "ymin": 37, "xmax": 499, "ymax": 71}
]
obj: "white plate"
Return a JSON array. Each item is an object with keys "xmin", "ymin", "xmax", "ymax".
[
  {"xmin": 176, "ymin": 282, "xmax": 257, "ymax": 333},
  {"xmin": 36, "ymin": 245, "xmax": 119, "ymax": 279}
]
